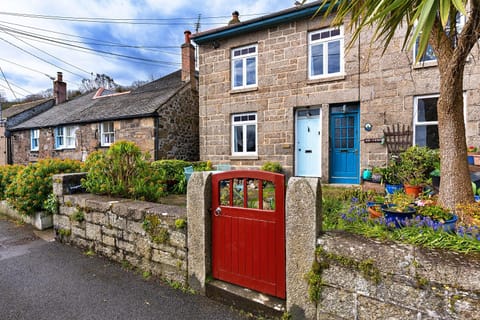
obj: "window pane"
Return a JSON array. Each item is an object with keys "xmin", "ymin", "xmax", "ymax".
[
  {"xmin": 415, "ymin": 125, "xmax": 439, "ymax": 149},
  {"xmin": 234, "ymin": 126, "xmax": 243, "ymax": 152},
  {"xmin": 328, "ymin": 40, "xmax": 341, "ymax": 73},
  {"xmin": 311, "ymin": 44, "xmax": 323, "ymax": 76},
  {"xmin": 246, "ymin": 124, "xmax": 256, "ymax": 152},
  {"xmin": 246, "ymin": 57, "xmax": 256, "ymax": 85},
  {"xmin": 234, "ymin": 60, "xmax": 243, "ymax": 87},
  {"xmin": 417, "ymin": 98, "xmax": 438, "ymax": 122}
]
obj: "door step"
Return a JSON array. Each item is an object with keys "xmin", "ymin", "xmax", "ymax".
[{"xmin": 206, "ymin": 280, "xmax": 285, "ymax": 318}]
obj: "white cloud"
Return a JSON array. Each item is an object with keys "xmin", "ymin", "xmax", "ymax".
[{"xmin": 0, "ymin": 0, "xmax": 296, "ymax": 101}]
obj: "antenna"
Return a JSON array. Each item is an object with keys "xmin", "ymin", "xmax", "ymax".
[{"xmin": 195, "ymin": 14, "xmax": 201, "ymax": 33}]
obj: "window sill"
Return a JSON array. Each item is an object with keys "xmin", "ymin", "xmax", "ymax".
[
  {"xmin": 230, "ymin": 155, "xmax": 259, "ymax": 160},
  {"xmin": 55, "ymin": 147, "xmax": 76, "ymax": 150},
  {"xmin": 413, "ymin": 60, "xmax": 438, "ymax": 69},
  {"xmin": 230, "ymin": 87, "xmax": 258, "ymax": 94},
  {"xmin": 307, "ymin": 74, "xmax": 346, "ymax": 85}
]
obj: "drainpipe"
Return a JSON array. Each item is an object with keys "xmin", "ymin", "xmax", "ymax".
[{"xmin": 154, "ymin": 116, "xmax": 159, "ymax": 161}]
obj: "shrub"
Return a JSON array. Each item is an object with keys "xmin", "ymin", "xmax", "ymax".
[
  {"xmin": 82, "ymin": 141, "xmax": 166, "ymax": 202},
  {"xmin": 82, "ymin": 141, "xmax": 149, "ymax": 197},
  {"xmin": 261, "ymin": 161, "xmax": 283, "ymax": 173},
  {"xmin": 6, "ymin": 158, "xmax": 82, "ymax": 216},
  {"xmin": 0, "ymin": 164, "xmax": 24, "ymax": 200},
  {"xmin": 151, "ymin": 159, "xmax": 193, "ymax": 194}
]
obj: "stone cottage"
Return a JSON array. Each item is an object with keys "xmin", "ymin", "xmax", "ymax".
[
  {"xmin": 0, "ymin": 98, "xmax": 56, "ymax": 165},
  {"xmin": 191, "ymin": 1, "xmax": 480, "ymax": 184},
  {"xmin": 9, "ymin": 32, "xmax": 198, "ymax": 164}
]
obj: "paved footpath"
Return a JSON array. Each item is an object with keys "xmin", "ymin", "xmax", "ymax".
[{"xmin": 0, "ymin": 216, "xmax": 246, "ymax": 320}]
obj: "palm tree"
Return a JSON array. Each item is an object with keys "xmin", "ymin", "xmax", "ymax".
[{"xmin": 318, "ymin": 0, "xmax": 480, "ymax": 210}]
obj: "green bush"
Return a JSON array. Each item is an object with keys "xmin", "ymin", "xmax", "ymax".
[
  {"xmin": 151, "ymin": 159, "xmax": 193, "ymax": 194},
  {"xmin": 261, "ymin": 161, "xmax": 283, "ymax": 173},
  {"xmin": 151, "ymin": 160, "xmax": 211, "ymax": 195},
  {"xmin": 6, "ymin": 158, "xmax": 82, "ymax": 216},
  {"xmin": 82, "ymin": 141, "xmax": 166, "ymax": 202},
  {"xmin": 0, "ymin": 164, "xmax": 24, "ymax": 200}
]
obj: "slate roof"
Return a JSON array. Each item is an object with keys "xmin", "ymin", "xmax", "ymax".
[
  {"xmin": 11, "ymin": 70, "xmax": 186, "ymax": 130},
  {"xmin": 3, "ymin": 98, "xmax": 54, "ymax": 119}
]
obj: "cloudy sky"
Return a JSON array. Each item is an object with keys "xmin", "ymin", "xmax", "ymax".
[{"xmin": 0, "ymin": 0, "xmax": 301, "ymax": 101}]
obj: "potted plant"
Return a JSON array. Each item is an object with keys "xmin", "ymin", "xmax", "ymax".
[
  {"xmin": 371, "ymin": 167, "xmax": 383, "ymax": 183},
  {"xmin": 467, "ymin": 146, "xmax": 479, "ymax": 165},
  {"xmin": 379, "ymin": 159, "xmax": 403, "ymax": 194},
  {"xmin": 455, "ymin": 202, "xmax": 480, "ymax": 227},
  {"xmin": 382, "ymin": 192, "xmax": 416, "ymax": 227},
  {"xmin": 397, "ymin": 146, "xmax": 438, "ymax": 198},
  {"xmin": 366, "ymin": 193, "xmax": 385, "ymax": 219},
  {"xmin": 416, "ymin": 202, "xmax": 457, "ymax": 232}
]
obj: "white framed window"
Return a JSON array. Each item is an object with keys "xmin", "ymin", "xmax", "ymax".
[
  {"xmin": 55, "ymin": 126, "xmax": 76, "ymax": 149},
  {"xmin": 231, "ymin": 44, "xmax": 257, "ymax": 90},
  {"xmin": 308, "ymin": 26, "xmax": 344, "ymax": 79},
  {"xmin": 413, "ymin": 14, "xmax": 465, "ymax": 63},
  {"xmin": 100, "ymin": 121, "xmax": 115, "ymax": 147},
  {"xmin": 413, "ymin": 95, "xmax": 439, "ymax": 149},
  {"xmin": 231, "ymin": 113, "xmax": 257, "ymax": 156},
  {"xmin": 30, "ymin": 129, "xmax": 39, "ymax": 151},
  {"xmin": 413, "ymin": 94, "xmax": 467, "ymax": 149}
]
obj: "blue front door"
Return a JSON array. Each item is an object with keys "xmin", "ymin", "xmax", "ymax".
[
  {"xmin": 329, "ymin": 104, "xmax": 360, "ymax": 184},
  {"xmin": 295, "ymin": 108, "xmax": 321, "ymax": 177}
]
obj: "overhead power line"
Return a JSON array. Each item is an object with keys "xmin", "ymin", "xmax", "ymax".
[
  {"xmin": 0, "ymin": 26, "xmax": 181, "ymax": 66},
  {"xmin": 0, "ymin": 66, "xmax": 17, "ymax": 99},
  {"xmin": 0, "ymin": 57, "xmax": 55, "ymax": 80},
  {"xmin": 0, "ymin": 11, "xmax": 267, "ymax": 25},
  {"xmin": 3, "ymin": 29, "xmax": 92, "ymax": 76},
  {"xmin": 0, "ymin": 36, "xmax": 86, "ymax": 79},
  {"xmin": 0, "ymin": 21, "xmax": 181, "ymax": 53},
  {"xmin": 0, "ymin": 82, "xmax": 26, "ymax": 98}
]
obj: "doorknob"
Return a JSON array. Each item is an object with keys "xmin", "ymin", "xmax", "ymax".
[{"xmin": 214, "ymin": 207, "xmax": 222, "ymax": 216}]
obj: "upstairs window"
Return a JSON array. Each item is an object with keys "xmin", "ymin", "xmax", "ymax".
[
  {"xmin": 232, "ymin": 113, "xmax": 257, "ymax": 156},
  {"xmin": 231, "ymin": 44, "xmax": 257, "ymax": 89},
  {"xmin": 309, "ymin": 27, "xmax": 344, "ymax": 79},
  {"xmin": 55, "ymin": 126, "xmax": 76, "ymax": 149},
  {"xmin": 100, "ymin": 121, "xmax": 115, "ymax": 147},
  {"xmin": 414, "ymin": 14, "xmax": 465, "ymax": 63},
  {"xmin": 30, "ymin": 129, "xmax": 39, "ymax": 151}
]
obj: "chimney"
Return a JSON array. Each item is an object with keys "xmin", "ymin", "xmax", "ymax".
[
  {"xmin": 228, "ymin": 11, "xmax": 240, "ymax": 25},
  {"xmin": 53, "ymin": 72, "xmax": 67, "ymax": 104},
  {"xmin": 181, "ymin": 30, "xmax": 197, "ymax": 90}
]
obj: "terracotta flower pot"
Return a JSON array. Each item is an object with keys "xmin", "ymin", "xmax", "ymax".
[
  {"xmin": 404, "ymin": 184, "xmax": 423, "ymax": 198},
  {"xmin": 368, "ymin": 206, "xmax": 383, "ymax": 219}
]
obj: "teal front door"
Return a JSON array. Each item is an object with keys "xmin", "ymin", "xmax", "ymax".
[{"xmin": 329, "ymin": 104, "xmax": 360, "ymax": 184}]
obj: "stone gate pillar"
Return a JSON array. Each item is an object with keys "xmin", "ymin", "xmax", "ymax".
[
  {"xmin": 186, "ymin": 171, "xmax": 212, "ymax": 294},
  {"xmin": 285, "ymin": 177, "xmax": 322, "ymax": 319}
]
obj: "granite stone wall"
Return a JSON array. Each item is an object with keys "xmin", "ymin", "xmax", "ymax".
[
  {"xmin": 52, "ymin": 173, "xmax": 480, "ymax": 319},
  {"xmin": 316, "ymin": 232, "xmax": 480, "ymax": 320},
  {"xmin": 52, "ymin": 173, "xmax": 188, "ymax": 284}
]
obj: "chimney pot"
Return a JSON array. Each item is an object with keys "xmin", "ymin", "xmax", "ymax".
[
  {"xmin": 181, "ymin": 30, "xmax": 196, "ymax": 90},
  {"xmin": 53, "ymin": 71, "xmax": 67, "ymax": 104},
  {"xmin": 229, "ymin": 11, "xmax": 240, "ymax": 25},
  {"xmin": 184, "ymin": 30, "xmax": 192, "ymax": 44}
]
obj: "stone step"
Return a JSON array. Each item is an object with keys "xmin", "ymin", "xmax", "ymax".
[{"xmin": 206, "ymin": 279, "xmax": 285, "ymax": 318}]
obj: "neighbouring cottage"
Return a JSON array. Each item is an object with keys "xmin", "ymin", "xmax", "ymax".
[
  {"xmin": 192, "ymin": 1, "xmax": 480, "ymax": 183},
  {"xmin": 8, "ymin": 32, "xmax": 198, "ymax": 165},
  {"xmin": 0, "ymin": 98, "xmax": 56, "ymax": 164}
]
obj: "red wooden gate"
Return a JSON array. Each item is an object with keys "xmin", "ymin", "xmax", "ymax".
[{"xmin": 211, "ymin": 170, "xmax": 286, "ymax": 299}]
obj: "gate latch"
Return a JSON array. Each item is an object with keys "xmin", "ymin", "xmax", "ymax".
[{"xmin": 214, "ymin": 207, "xmax": 222, "ymax": 216}]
